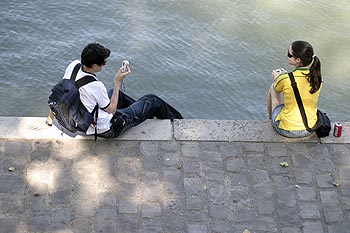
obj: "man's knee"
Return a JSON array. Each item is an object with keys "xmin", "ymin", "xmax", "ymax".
[
  {"xmin": 140, "ymin": 94, "xmax": 160, "ymax": 102},
  {"xmin": 143, "ymin": 94, "xmax": 158, "ymax": 99}
]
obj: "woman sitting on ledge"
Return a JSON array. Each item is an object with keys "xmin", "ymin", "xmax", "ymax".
[{"xmin": 267, "ymin": 40, "xmax": 322, "ymax": 138}]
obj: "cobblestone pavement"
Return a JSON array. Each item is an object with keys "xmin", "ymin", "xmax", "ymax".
[{"xmin": 0, "ymin": 139, "xmax": 350, "ymax": 233}]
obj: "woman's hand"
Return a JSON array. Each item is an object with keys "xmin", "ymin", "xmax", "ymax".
[{"xmin": 272, "ymin": 68, "xmax": 287, "ymax": 81}]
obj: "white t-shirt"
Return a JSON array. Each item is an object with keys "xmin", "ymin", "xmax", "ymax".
[{"xmin": 63, "ymin": 60, "xmax": 112, "ymax": 134}]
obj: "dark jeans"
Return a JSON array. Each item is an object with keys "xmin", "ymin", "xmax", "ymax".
[{"xmin": 98, "ymin": 90, "xmax": 183, "ymax": 138}]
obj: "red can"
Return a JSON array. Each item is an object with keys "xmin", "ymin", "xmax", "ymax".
[{"xmin": 333, "ymin": 122, "xmax": 342, "ymax": 137}]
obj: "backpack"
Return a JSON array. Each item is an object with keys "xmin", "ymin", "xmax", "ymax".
[{"xmin": 48, "ymin": 63, "xmax": 98, "ymax": 137}]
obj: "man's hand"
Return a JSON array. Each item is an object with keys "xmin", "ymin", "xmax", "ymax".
[{"xmin": 115, "ymin": 66, "xmax": 131, "ymax": 84}]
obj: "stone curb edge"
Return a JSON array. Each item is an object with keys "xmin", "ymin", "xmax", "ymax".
[{"xmin": 0, "ymin": 117, "xmax": 348, "ymax": 143}]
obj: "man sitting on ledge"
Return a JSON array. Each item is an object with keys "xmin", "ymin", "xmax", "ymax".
[{"xmin": 47, "ymin": 43, "xmax": 183, "ymax": 138}]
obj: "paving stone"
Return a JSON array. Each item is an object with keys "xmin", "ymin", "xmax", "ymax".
[
  {"xmin": 233, "ymin": 206, "xmax": 255, "ymax": 222},
  {"xmin": 30, "ymin": 197, "xmax": 49, "ymax": 213},
  {"xmin": 140, "ymin": 141, "xmax": 159, "ymax": 156},
  {"xmin": 186, "ymin": 195, "xmax": 203, "ymax": 210},
  {"xmin": 142, "ymin": 203, "xmax": 161, "ymax": 218},
  {"xmin": 51, "ymin": 188, "xmax": 71, "ymax": 205},
  {"xmin": 183, "ymin": 158, "xmax": 200, "ymax": 174},
  {"xmin": 142, "ymin": 184, "xmax": 163, "ymax": 202},
  {"xmin": 230, "ymin": 174, "xmax": 248, "ymax": 187},
  {"xmin": 294, "ymin": 168, "xmax": 313, "ymax": 184},
  {"xmin": 330, "ymin": 144, "xmax": 350, "ymax": 165},
  {"xmin": 187, "ymin": 224, "xmax": 208, "ymax": 233},
  {"xmin": 253, "ymin": 183, "xmax": 275, "ymax": 199},
  {"xmin": 205, "ymin": 168, "xmax": 225, "ymax": 182},
  {"xmin": 302, "ymin": 221, "xmax": 324, "ymax": 233},
  {"xmin": 226, "ymin": 158, "xmax": 245, "ymax": 172},
  {"xmin": 31, "ymin": 149, "xmax": 50, "ymax": 161},
  {"xmin": 323, "ymin": 208, "xmax": 345, "ymax": 224},
  {"xmin": 163, "ymin": 151, "xmax": 180, "ymax": 166},
  {"xmin": 299, "ymin": 203, "xmax": 320, "ymax": 219},
  {"xmin": 274, "ymin": 175, "xmax": 295, "ymax": 191},
  {"xmin": 255, "ymin": 216, "xmax": 277, "ymax": 232},
  {"xmin": 314, "ymin": 158, "xmax": 334, "ymax": 173},
  {"xmin": 0, "ymin": 175, "xmax": 25, "ymax": 194},
  {"xmin": 164, "ymin": 199, "xmax": 182, "ymax": 213},
  {"xmin": 231, "ymin": 186, "xmax": 251, "ymax": 206},
  {"xmin": 257, "ymin": 200, "xmax": 274, "ymax": 215},
  {"xmin": 0, "ymin": 196, "xmax": 24, "ymax": 214},
  {"xmin": 27, "ymin": 215, "xmax": 49, "ymax": 232},
  {"xmin": 71, "ymin": 218, "xmax": 92, "ymax": 232},
  {"xmin": 251, "ymin": 169, "xmax": 270, "ymax": 185},
  {"xmin": 185, "ymin": 210, "xmax": 207, "ymax": 222},
  {"xmin": 281, "ymin": 227, "xmax": 301, "ymax": 233},
  {"xmin": 339, "ymin": 183, "xmax": 350, "ymax": 196},
  {"xmin": 267, "ymin": 143, "xmax": 288, "ymax": 157},
  {"xmin": 320, "ymin": 191, "xmax": 340, "ymax": 207},
  {"xmin": 0, "ymin": 218, "xmax": 17, "ymax": 233},
  {"xmin": 211, "ymin": 221, "xmax": 234, "ymax": 233},
  {"xmin": 208, "ymin": 203, "xmax": 230, "ymax": 219},
  {"xmin": 184, "ymin": 177, "xmax": 203, "ymax": 195},
  {"xmin": 160, "ymin": 141, "xmax": 179, "ymax": 152},
  {"xmin": 163, "ymin": 214, "xmax": 185, "ymax": 232},
  {"xmin": 291, "ymin": 152, "xmax": 311, "ymax": 168},
  {"xmin": 118, "ymin": 214, "xmax": 140, "ymax": 232},
  {"xmin": 328, "ymin": 225, "xmax": 350, "ymax": 233},
  {"xmin": 277, "ymin": 190, "xmax": 297, "ymax": 207},
  {"xmin": 94, "ymin": 221, "xmax": 117, "ymax": 233},
  {"xmin": 4, "ymin": 140, "xmax": 31, "ymax": 157},
  {"xmin": 208, "ymin": 184, "xmax": 228, "ymax": 203},
  {"xmin": 278, "ymin": 207, "xmax": 301, "ymax": 226},
  {"xmin": 339, "ymin": 166, "xmax": 350, "ymax": 181},
  {"xmin": 51, "ymin": 208, "xmax": 71, "ymax": 226},
  {"xmin": 98, "ymin": 191, "xmax": 116, "ymax": 207},
  {"xmin": 181, "ymin": 142, "xmax": 200, "ymax": 157},
  {"xmin": 219, "ymin": 143, "xmax": 242, "ymax": 159},
  {"xmin": 142, "ymin": 219, "xmax": 162, "ymax": 233},
  {"xmin": 203, "ymin": 151, "xmax": 223, "ymax": 168},
  {"xmin": 96, "ymin": 208, "xmax": 117, "ymax": 221},
  {"xmin": 119, "ymin": 200, "xmax": 138, "ymax": 214},
  {"xmin": 316, "ymin": 174, "xmax": 334, "ymax": 188},
  {"xmin": 246, "ymin": 153, "xmax": 269, "ymax": 169},
  {"xmin": 243, "ymin": 142, "xmax": 264, "ymax": 152},
  {"xmin": 297, "ymin": 186, "xmax": 316, "ymax": 201}
]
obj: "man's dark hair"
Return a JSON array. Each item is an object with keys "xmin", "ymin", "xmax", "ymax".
[{"xmin": 81, "ymin": 43, "xmax": 111, "ymax": 68}]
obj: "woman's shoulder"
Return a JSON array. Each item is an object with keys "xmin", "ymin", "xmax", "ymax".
[{"xmin": 275, "ymin": 73, "xmax": 289, "ymax": 86}]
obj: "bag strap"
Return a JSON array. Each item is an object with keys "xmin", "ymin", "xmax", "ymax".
[
  {"xmin": 76, "ymin": 76, "xmax": 97, "ymax": 88},
  {"xmin": 288, "ymin": 72, "xmax": 312, "ymax": 132},
  {"xmin": 70, "ymin": 63, "xmax": 81, "ymax": 82},
  {"xmin": 70, "ymin": 63, "xmax": 97, "ymax": 88},
  {"xmin": 71, "ymin": 63, "xmax": 99, "ymax": 140}
]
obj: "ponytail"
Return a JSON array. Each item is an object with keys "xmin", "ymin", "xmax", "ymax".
[{"xmin": 307, "ymin": 56, "xmax": 322, "ymax": 94}]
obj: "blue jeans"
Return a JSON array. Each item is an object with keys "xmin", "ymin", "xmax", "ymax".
[
  {"xmin": 98, "ymin": 90, "xmax": 183, "ymax": 138},
  {"xmin": 271, "ymin": 104, "xmax": 312, "ymax": 138}
]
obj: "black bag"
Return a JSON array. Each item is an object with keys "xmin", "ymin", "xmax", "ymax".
[
  {"xmin": 288, "ymin": 72, "xmax": 331, "ymax": 138},
  {"xmin": 48, "ymin": 63, "xmax": 98, "ymax": 134},
  {"xmin": 314, "ymin": 110, "xmax": 331, "ymax": 137}
]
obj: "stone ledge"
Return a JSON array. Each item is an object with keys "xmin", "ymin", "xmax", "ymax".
[
  {"xmin": 0, "ymin": 117, "xmax": 172, "ymax": 141},
  {"xmin": 0, "ymin": 117, "xmax": 348, "ymax": 143},
  {"xmin": 174, "ymin": 119, "xmax": 349, "ymax": 143}
]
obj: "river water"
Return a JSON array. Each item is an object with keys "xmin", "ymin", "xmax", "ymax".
[{"xmin": 1, "ymin": 0, "xmax": 349, "ymax": 121}]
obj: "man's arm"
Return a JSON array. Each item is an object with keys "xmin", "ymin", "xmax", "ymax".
[{"xmin": 103, "ymin": 67, "xmax": 131, "ymax": 114}]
